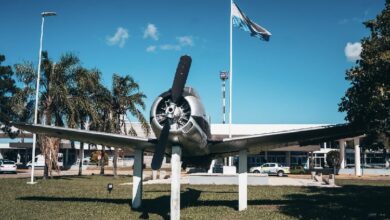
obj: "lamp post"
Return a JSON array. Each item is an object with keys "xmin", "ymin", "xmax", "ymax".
[
  {"xmin": 28, "ymin": 11, "xmax": 56, "ymax": 184},
  {"xmin": 219, "ymin": 71, "xmax": 229, "ymax": 124},
  {"xmin": 219, "ymin": 71, "xmax": 233, "ymax": 166}
]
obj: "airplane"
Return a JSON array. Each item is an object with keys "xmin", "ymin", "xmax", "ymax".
[
  {"xmin": 13, "ymin": 55, "xmax": 362, "ymax": 170},
  {"xmin": 12, "ymin": 55, "xmax": 363, "ymax": 217}
]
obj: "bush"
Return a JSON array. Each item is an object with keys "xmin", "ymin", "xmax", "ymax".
[{"xmin": 90, "ymin": 151, "xmax": 108, "ymax": 165}]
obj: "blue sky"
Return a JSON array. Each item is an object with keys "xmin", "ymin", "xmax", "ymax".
[{"xmin": 0, "ymin": 0, "xmax": 385, "ymax": 124}]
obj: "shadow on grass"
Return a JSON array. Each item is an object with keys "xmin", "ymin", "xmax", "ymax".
[
  {"xmin": 18, "ymin": 196, "xmax": 130, "ymax": 204},
  {"xmin": 18, "ymin": 188, "xmax": 202, "ymax": 220},
  {"xmin": 276, "ymin": 185, "xmax": 390, "ymax": 219},
  {"xmin": 18, "ymin": 185, "xmax": 390, "ymax": 219}
]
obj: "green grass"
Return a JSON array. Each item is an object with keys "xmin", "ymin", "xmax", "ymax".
[{"xmin": 1, "ymin": 176, "xmax": 390, "ymax": 219}]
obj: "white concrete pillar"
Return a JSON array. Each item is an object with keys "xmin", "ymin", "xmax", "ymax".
[
  {"xmin": 238, "ymin": 149, "xmax": 248, "ymax": 211},
  {"xmin": 354, "ymin": 138, "xmax": 362, "ymax": 176},
  {"xmin": 17, "ymin": 152, "xmax": 21, "ymax": 164},
  {"xmin": 171, "ymin": 146, "xmax": 182, "ymax": 220},
  {"xmin": 228, "ymin": 156, "xmax": 233, "ymax": 166},
  {"xmin": 152, "ymin": 170, "xmax": 158, "ymax": 180},
  {"xmin": 132, "ymin": 149, "xmax": 143, "ymax": 209},
  {"xmin": 338, "ymin": 139, "xmax": 346, "ymax": 169},
  {"xmin": 208, "ymin": 159, "xmax": 216, "ymax": 173}
]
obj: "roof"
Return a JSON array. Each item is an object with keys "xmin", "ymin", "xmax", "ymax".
[{"xmin": 269, "ymin": 145, "xmax": 320, "ymax": 152}]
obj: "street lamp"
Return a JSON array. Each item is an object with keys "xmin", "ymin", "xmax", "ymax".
[
  {"xmin": 219, "ymin": 71, "xmax": 229, "ymax": 124},
  {"xmin": 219, "ymin": 71, "xmax": 233, "ymax": 167},
  {"xmin": 28, "ymin": 11, "xmax": 56, "ymax": 184}
]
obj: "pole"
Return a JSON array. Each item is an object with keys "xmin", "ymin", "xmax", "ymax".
[
  {"xmin": 28, "ymin": 16, "xmax": 45, "ymax": 184},
  {"xmin": 229, "ymin": 0, "xmax": 233, "ymax": 138},
  {"xmin": 222, "ymin": 78, "xmax": 226, "ymax": 124},
  {"xmin": 221, "ymin": 75, "xmax": 228, "ymax": 124},
  {"xmin": 171, "ymin": 146, "xmax": 182, "ymax": 220}
]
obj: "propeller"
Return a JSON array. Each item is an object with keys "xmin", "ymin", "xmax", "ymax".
[
  {"xmin": 171, "ymin": 55, "xmax": 192, "ymax": 104},
  {"xmin": 151, "ymin": 55, "xmax": 192, "ymax": 170}
]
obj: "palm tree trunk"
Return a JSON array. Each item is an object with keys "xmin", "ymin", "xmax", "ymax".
[
  {"xmin": 78, "ymin": 123, "xmax": 86, "ymax": 176},
  {"xmin": 43, "ymin": 161, "xmax": 49, "ymax": 180},
  {"xmin": 100, "ymin": 147, "xmax": 105, "ymax": 175},
  {"xmin": 78, "ymin": 142, "xmax": 84, "ymax": 176},
  {"xmin": 113, "ymin": 148, "xmax": 118, "ymax": 178}
]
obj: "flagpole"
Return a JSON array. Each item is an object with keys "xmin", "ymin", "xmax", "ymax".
[{"xmin": 229, "ymin": 0, "xmax": 233, "ymax": 138}]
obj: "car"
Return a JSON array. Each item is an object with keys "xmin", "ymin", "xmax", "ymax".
[
  {"xmin": 0, "ymin": 159, "xmax": 17, "ymax": 174},
  {"xmin": 249, "ymin": 162, "xmax": 290, "ymax": 177}
]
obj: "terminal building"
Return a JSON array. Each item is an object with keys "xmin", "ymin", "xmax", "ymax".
[{"xmin": 1, "ymin": 123, "xmax": 389, "ymax": 175}]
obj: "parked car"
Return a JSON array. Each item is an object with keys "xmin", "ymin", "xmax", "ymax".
[
  {"xmin": 249, "ymin": 163, "xmax": 290, "ymax": 177},
  {"xmin": 27, "ymin": 154, "xmax": 63, "ymax": 168},
  {"xmin": 290, "ymin": 165, "xmax": 306, "ymax": 174},
  {"xmin": 0, "ymin": 159, "xmax": 17, "ymax": 174}
]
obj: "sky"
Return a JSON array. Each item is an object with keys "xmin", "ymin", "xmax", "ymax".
[{"xmin": 0, "ymin": 0, "xmax": 385, "ymax": 125}]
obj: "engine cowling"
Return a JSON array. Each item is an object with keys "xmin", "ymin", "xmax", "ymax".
[{"xmin": 150, "ymin": 87, "xmax": 210, "ymax": 156}]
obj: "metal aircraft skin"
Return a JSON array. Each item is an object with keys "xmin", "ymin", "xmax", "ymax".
[{"xmin": 12, "ymin": 55, "xmax": 362, "ymax": 170}]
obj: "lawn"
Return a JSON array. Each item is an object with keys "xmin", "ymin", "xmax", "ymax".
[{"xmin": 1, "ymin": 176, "xmax": 390, "ymax": 219}]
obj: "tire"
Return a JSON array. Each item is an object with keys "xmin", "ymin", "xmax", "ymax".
[
  {"xmin": 277, "ymin": 171, "xmax": 284, "ymax": 177},
  {"xmin": 253, "ymin": 170, "xmax": 260, "ymax": 174}
]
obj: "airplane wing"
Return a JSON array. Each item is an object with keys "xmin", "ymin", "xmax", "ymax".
[
  {"xmin": 209, "ymin": 124, "xmax": 363, "ymax": 155},
  {"xmin": 11, "ymin": 123, "xmax": 157, "ymax": 151}
]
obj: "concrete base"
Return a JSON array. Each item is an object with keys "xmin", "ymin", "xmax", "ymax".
[
  {"xmin": 188, "ymin": 173, "xmax": 268, "ymax": 185},
  {"xmin": 223, "ymin": 166, "xmax": 236, "ymax": 175}
]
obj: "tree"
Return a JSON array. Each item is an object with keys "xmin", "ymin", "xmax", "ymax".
[
  {"xmin": 89, "ymin": 74, "xmax": 150, "ymax": 177},
  {"xmin": 89, "ymin": 84, "xmax": 113, "ymax": 175},
  {"xmin": 326, "ymin": 150, "xmax": 340, "ymax": 175},
  {"xmin": 15, "ymin": 52, "xmax": 82, "ymax": 179},
  {"xmin": 339, "ymin": 0, "xmax": 390, "ymax": 149},
  {"xmin": 0, "ymin": 54, "xmax": 19, "ymax": 136},
  {"xmin": 110, "ymin": 74, "xmax": 150, "ymax": 178},
  {"xmin": 68, "ymin": 67, "xmax": 101, "ymax": 176}
]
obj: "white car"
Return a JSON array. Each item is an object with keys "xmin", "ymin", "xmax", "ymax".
[
  {"xmin": 250, "ymin": 163, "xmax": 290, "ymax": 177},
  {"xmin": 0, "ymin": 159, "xmax": 17, "ymax": 174}
]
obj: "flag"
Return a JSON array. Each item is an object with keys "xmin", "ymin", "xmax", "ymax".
[{"xmin": 232, "ymin": 2, "xmax": 271, "ymax": 41}]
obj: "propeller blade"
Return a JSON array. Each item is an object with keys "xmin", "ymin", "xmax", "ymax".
[
  {"xmin": 171, "ymin": 55, "xmax": 192, "ymax": 103},
  {"xmin": 151, "ymin": 120, "xmax": 171, "ymax": 170}
]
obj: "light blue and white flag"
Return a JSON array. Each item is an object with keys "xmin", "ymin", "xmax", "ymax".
[{"xmin": 232, "ymin": 2, "xmax": 271, "ymax": 41}]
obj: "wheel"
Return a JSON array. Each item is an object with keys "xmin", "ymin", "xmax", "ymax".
[
  {"xmin": 277, "ymin": 171, "xmax": 284, "ymax": 177},
  {"xmin": 253, "ymin": 170, "xmax": 260, "ymax": 174}
]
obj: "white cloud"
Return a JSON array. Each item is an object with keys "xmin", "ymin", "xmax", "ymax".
[
  {"xmin": 107, "ymin": 27, "xmax": 129, "ymax": 48},
  {"xmin": 160, "ymin": 44, "xmax": 181, "ymax": 51},
  {"xmin": 146, "ymin": 45, "xmax": 157, "ymax": 52},
  {"xmin": 143, "ymin": 23, "xmax": 159, "ymax": 40},
  {"xmin": 147, "ymin": 36, "xmax": 194, "ymax": 53},
  {"xmin": 344, "ymin": 42, "xmax": 362, "ymax": 61},
  {"xmin": 177, "ymin": 36, "xmax": 194, "ymax": 46}
]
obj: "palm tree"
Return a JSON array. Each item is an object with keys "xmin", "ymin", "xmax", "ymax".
[
  {"xmin": 14, "ymin": 52, "xmax": 81, "ymax": 179},
  {"xmin": 111, "ymin": 74, "xmax": 150, "ymax": 177},
  {"xmin": 68, "ymin": 67, "xmax": 101, "ymax": 175},
  {"xmin": 89, "ymin": 74, "xmax": 150, "ymax": 177},
  {"xmin": 89, "ymin": 84, "xmax": 113, "ymax": 175}
]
